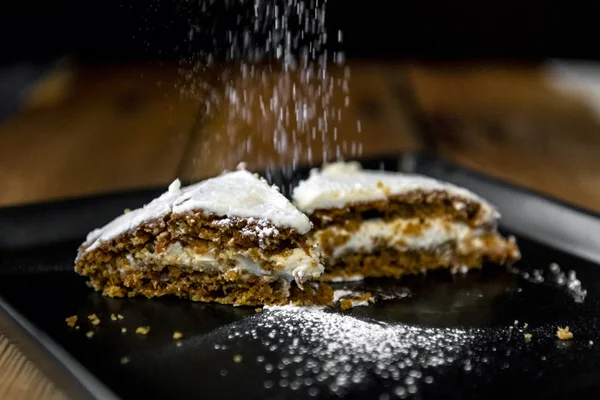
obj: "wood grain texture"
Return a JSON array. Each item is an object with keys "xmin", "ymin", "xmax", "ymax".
[
  {"xmin": 0, "ymin": 336, "xmax": 66, "ymax": 400},
  {"xmin": 408, "ymin": 64, "xmax": 600, "ymax": 212},
  {"xmin": 0, "ymin": 64, "xmax": 198, "ymax": 206}
]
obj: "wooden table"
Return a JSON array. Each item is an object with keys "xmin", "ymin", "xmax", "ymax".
[{"xmin": 2, "ymin": 60, "xmax": 600, "ymax": 398}]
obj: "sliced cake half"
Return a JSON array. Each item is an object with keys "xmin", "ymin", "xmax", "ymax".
[
  {"xmin": 75, "ymin": 170, "xmax": 332, "ymax": 306},
  {"xmin": 292, "ymin": 162, "xmax": 520, "ymax": 281}
]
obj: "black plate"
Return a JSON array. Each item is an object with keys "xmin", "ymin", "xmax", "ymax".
[{"xmin": 1, "ymin": 153, "xmax": 600, "ymax": 400}]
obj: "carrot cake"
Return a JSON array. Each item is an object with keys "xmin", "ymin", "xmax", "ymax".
[
  {"xmin": 292, "ymin": 162, "xmax": 520, "ymax": 281},
  {"xmin": 75, "ymin": 170, "xmax": 332, "ymax": 306}
]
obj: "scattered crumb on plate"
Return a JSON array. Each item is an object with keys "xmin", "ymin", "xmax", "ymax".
[
  {"xmin": 121, "ymin": 327, "xmax": 127, "ymax": 334},
  {"xmin": 120, "ymin": 356, "xmax": 130, "ymax": 364},
  {"xmin": 173, "ymin": 331, "xmax": 183, "ymax": 340},
  {"xmin": 233, "ymin": 354, "xmax": 243, "ymax": 363},
  {"xmin": 136, "ymin": 326, "xmax": 150, "ymax": 335},
  {"xmin": 524, "ymin": 333, "xmax": 533, "ymax": 340},
  {"xmin": 86, "ymin": 331, "xmax": 95, "ymax": 339},
  {"xmin": 117, "ymin": 314, "xmax": 124, "ymax": 320},
  {"xmin": 65, "ymin": 315, "xmax": 78, "ymax": 328},
  {"xmin": 557, "ymin": 326, "xmax": 573, "ymax": 340},
  {"xmin": 255, "ymin": 308, "xmax": 262, "ymax": 313},
  {"xmin": 340, "ymin": 293, "xmax": 373, "ymax": 310},
  {"xmin": 110, "ymin": 314, "xmax": 117, "ymax": 321},
  {"xmin": 87, "ymin": 314, "xmax": 100, "ymax": 326}
]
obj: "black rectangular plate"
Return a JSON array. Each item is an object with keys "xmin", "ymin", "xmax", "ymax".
[{"xmin": 1, "ymin": 153, "xmax": 600, "ymax": 400}]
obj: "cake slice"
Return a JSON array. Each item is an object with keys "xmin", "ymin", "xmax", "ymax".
[
  {"xmin": 75, "ymin": 170, "xmax": 332, "ymax": 306},
  {"xmin": 292, "ymin": 162, "xmax": 520, "ymax": 281}
]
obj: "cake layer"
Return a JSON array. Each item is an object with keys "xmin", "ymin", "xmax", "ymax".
[
  {"xmin": 293, "ymin": 162, "xmax": 498, "ymax": 226},
  {"xmin": 78, "ymin": 262, "xmax": 333, "ymax": 306},
  {"xmin": 76, "ymin": 210, "xmax": 323, "ymax": 288},
  {"xmin": 321, "ymin": 237, "xmax": 519, "ymax": 281},
  {"xmin": 120, "ymin": 241, "xmax": 323, "ymax": 288},
  {"xmin": 314, "ymin": 216, "xmax": 519, "ymax": 280},
  {"xmin": 84, "ymin": 171, "xmax": 311, "ymax": 253},
  {"xmin": 314, "ymin": 217, "xmax": 479, "ymax": 260}
]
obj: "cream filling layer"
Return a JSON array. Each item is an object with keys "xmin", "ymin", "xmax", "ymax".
[
  {"xmin": 313, "ymin": 217, "xmax": 485, "ymax": 260},
  {"xmin": 124, "ymin": 242, "xmax": 323, "ymax": 287}
]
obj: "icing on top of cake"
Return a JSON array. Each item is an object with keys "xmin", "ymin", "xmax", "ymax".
[
  {"xmin": 83, "ymin": 170, "xmax": 312, "ymax": 252},
  {"xmin": 292, "ymin": 161, "xmax": 498, "ymax": 219}
]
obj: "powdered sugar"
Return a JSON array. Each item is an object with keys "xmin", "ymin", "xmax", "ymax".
[
  {"xmin": 214, "ymin": 307, "xmax": 475, "ymax": 397},
  {"xmin": 332, "ymin": 290, "xmax": 354, "ymax": 303},
  {"xmin": 509, "ymin": 262, "xmax": 587, "ymax": 303},
  {"xmin": 327, "ymin": 275, "xmax": 365, "ymax": 283},
  {"xmin": 240, "ymin": 218, "xmax": 282, "ymax": 249}
]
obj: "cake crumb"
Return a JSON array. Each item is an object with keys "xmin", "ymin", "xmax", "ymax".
[
  {"xmin": 86, "ymin": 331, "xmax": 94, "ymax": 339},
  {"xmin": 110, "ymin": 314, "xmax": 117, "ymax": 321},
  {"xmin": 124, "ymin": 208, "xmax": 131, "ymax": 214},
  {"xmin": 524, "ymin": 333, "xmax": 533, "ymax": 340},
  {"xmin": 75, "ymin": 326, "xmax": 80, "ymax": 330},
  {"xmin": 65, "ymin": 315, "xmax": 78, "ymax": 328},
  {"xmin": 120, "ymin": 356, "xmax": 130, "ymax": 364},
  {"xmin": 121, "ymin": 327, "xmax": 127, "ymax": 334},
  {"xmin": 340, "ymin": 293, "xmax": 373, "ymax": 310},
  {"xmin": 173, "ymin": 331, "xmax": 183, "ymax": 340},
  {"xmin": 136, "ymin": 326, "xmax": 150, "ymax": 335},
  {"xmin": 255, "ymin": 308, "xmax": 263, "ymax": 313},
  {"xmin": 557, "ymin": 326, "xmax": 573, "ymax": 340},
  {"xmin": 117, "ymin": 314, "xmax": 124, "ymax": 320},
  {"xmin": 233, "ymin": 354, "xmax": 243, "ymax": 363},
  {"xmin": 523, "ymin": 323, "xmax": 528, "ymax": 329},
  {"xmin": 513, "ymin": 320, "xmax": 519, "ymax": 325},
  {"xmin": 87, "ymin": 314, "xmax": 100, "ymax": 326}
]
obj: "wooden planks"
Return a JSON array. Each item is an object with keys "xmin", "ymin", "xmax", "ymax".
[
  {"xmin": 0, "ymin": 335, "xmax": 66, "ymax": 400},
  {"xmin": 407, "ymin": 64, "xmax": 600, "ymax": 212},
  {"xmin": 0, "ymin": 64, "xmax": 198, "ymax": 206}
]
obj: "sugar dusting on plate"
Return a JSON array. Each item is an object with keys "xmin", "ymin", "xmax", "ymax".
[
  {"xmin": 215, "ymin": 306, "xmax": 475, "ymax": 397},
  {"xmin": 509, "ymin": 262, "xmax": 587, "ymax": 303}
]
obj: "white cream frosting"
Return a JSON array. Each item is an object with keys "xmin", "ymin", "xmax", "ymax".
[
  {"xmin": 122, "ymin": 242, "xmax": 323, "ymax": 287},
  {"xmin": 292, "ymin": 162, "xmax": 498, "ymax": 223},
  {"xmin": 83, "ymin": 170, "xmax": 312, "ymax": 252},
  {"xmin": 313, "ymin": 217, "xmax": 482, "ymax": 260}
]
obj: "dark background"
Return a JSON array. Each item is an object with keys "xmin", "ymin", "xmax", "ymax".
[{"xmin": 2, "ymin": 1, "xmax": 600, "ymax": 64}]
